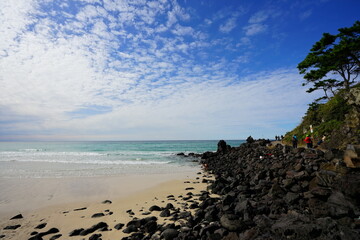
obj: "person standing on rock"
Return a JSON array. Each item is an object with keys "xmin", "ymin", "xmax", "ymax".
[
  {"xmin": 292, "ymin": 135, "xmax": 298, "ymax": 148},
  {"xmin": 304, "ymin": 135, "xmax": 313, "ymax": 148}
]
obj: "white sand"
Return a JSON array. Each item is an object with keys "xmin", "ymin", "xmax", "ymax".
[
  {"xmin": 0, "ymin": 170, "xmax": 200, "ymax": 217},
  {"xmin": 0, "ymin": 168, "xmax": 212, "ymax": 240}
]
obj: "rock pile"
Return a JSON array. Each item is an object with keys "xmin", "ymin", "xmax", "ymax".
[
  {"xmin": 121, "ymin": 140, "xmax": 360, "ymax": 240},
  {"xmin": 194, "ymin": 139, "xmax": 360, "ymax": 239}
]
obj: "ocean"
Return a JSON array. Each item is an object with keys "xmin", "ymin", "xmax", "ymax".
[{"xmin": 0, "ymin": 140, "xmax": 244, "ymax": 178}]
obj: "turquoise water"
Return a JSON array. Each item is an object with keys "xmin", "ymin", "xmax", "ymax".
[{"xmin": 0, "ymin": 140, "xmax": 244, "ymax": 178}]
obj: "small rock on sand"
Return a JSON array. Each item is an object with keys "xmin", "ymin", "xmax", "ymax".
[
  {"xmin": 114, "ymin": 223, "xmax": 124, "ymax": 230},
  {"xmin": 89, "ymin": 233, "xmax": 102, "ymax": 240},
  {"xmin": 10, "ymin": 214, "xmax": 23, "ymax": 220},
  {"xmin": 149, "ymin": 205, "xmax": 161, "ymax": 211},
  {"xmin": 69, "ymin": 228, "xmax": 84, "ymax": 236},
  {"xmin": 73, "ymin": 207, "xmax": 87, "ymax": 211},
  {"xmin": 49, "ymin": 234, "xmax": 62, "ymax": 240},
  {"xmin": 91, "ymin": 213, "xmax": 105, "ymax": 218},
  {"xmin": 102, "ymin": 200, "xmax": 112, "ymax": 204},
  {"xmin": 35, "ymin": 223, "xmax": 47, "ymax": 229},
  {"xmin": 4, "ymin": 225, "xmax": 21, "ymax": 230}
]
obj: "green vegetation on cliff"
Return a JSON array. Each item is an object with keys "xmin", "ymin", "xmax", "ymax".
[
  {"xmin": 285, "ymin": 20, "xmax": 360, "ymax": 149},
  {"xmin": 285, "ymin": 84, "xmax": 359, "ymax": 149}
]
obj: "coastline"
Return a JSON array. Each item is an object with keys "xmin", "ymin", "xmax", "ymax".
[
  {"xmin": 0, "ymin": 167, "xmax": 213, "ymax": 240},
  {"xmin": 0, "ymin": 171, "xmax": 199, "ymax": 217},
  {"xmin": 3, "ymin": 139, "xmax": 358, "ymax": 239}
]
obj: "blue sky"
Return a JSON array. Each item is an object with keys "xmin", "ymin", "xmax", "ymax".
[{"xmin": 0, "ymin": 0, "xmax": 359, "ymax": 141}]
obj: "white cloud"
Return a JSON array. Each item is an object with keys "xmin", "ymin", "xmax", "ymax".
[
  {"xmin": 165, "ymin": 0, "xmax": 189, "ymax": 27},
  {"xmin": 236, "ymin": 37, "xmax": 251, "ymax": 47},
  {"xmin": 171, "ymin": 24, "xmax": 194, "ymax": 36},
  {"xmin": 1, "ymin": 45, "xmax": 319, "ymax": 140},
  {"xmin": 219, "ymin": 17, "xmax": 237, "ymax": 33},
  {"xmin": 204, "ymin": 18, "xmax": 212, "ymax": 25},
  {"xmin": 0, "ymin": 1, "xmax": 37, "ymax": 56},
  {"xmin": 0, "ymin": 0, "xmax": 322, "ymax": 140},
  {"xmin": 249, "ymin": 11, "xmax": 269, "ymax": 24},
  {"xmin": 167, "ymin": 10, "xmax": 178, "ymax": 27},
  {"xmin": 76, "ymin": 4, "xmax": 101, "ymax": 21},
  {"xmin": 242, "ymin": 10, "xmax": 272, "ymax": 37},
  {"xmin": 243, "ymin": 23, "xmax": 267, "ymax": 36}
]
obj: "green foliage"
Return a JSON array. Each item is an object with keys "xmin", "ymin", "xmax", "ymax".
[
  {"xmin": 298, "ymin": 20, "xmax": 360, "ymax": 99},
  {"xmin": 287, "ymin": 22, "xmax": 360, "ymax": 148},
  {"xmin": 284, "ymin": 91, "xmax": 352, "ymax": 145},
  {"xmin": 315, "ymin": 120, "xmax": 342, "ymax": 135},
  {"xmin": 317, "ymin": 93, "xmax": 350, "ymax": 122}
]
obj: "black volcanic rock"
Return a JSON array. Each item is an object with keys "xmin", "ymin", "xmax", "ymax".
[
  {"xmin": 35, "ymin": 223, "xmax": 47, "ymax": 229},
  {"xmin": 10, "ymin": 214, "xmax": 23, "ymax": 220},
  {"xmin": 91, "ymin": 213, "xmax": 105, "ymax": 218},
  {"xmin": 220, "ymin": 214, "xmax": 245, "ymax": 231},
  {"xmin": 114, "ymin": 223, "xmax": 124, "ymax": 230},
  {"xmin": 149, "ymin": 205, "xmax": 161, "ymax": 211},
  {"xmin": 119, "ymin": 139, "xmax": 360, "ymax": 240},
  {"xmin": 29, "ymin": 228, "xmax": 59, "ymax": 240},
  {"xmin": 217, "ymin": 140, "xmax": 230, "ymax": 154},
  {"xmin": 4, "ymin": 225, "xmax": 21, "ymax": 230},
  {"xmin": 160, "ymin": 209, "xmax": 171, "ymax": 217},
  {"xmin": 69, "ymin": 228, "xmax": 84, "ymax": 236},
  {"xmin": 196, "ymin": 140, "xmax": 360, "ymax": 239},
  {"xmin": 161, "ymin": 228, "xmax": 179, "ymax": 240},
  {"xmin": 80, "ymin": 222, "xmax": 108, "ymax": 236}
]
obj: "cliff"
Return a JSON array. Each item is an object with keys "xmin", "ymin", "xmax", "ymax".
[{"xmin": 284, "ymin": 84, "xmax": 360, "ymax": 150}]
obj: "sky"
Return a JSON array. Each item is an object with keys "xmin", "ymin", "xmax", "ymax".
[{"xmin": 0, "ymin": 0, "xmax": 359, "ymax": 141}]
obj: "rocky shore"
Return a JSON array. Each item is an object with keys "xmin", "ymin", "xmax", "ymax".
[
  {"xmin": 120, "ymin": 139, "xmax": 360, "ymax": 239},
  {"xmin": 2, "ymin": 139, "xmax": 360, "ymax": 240}
]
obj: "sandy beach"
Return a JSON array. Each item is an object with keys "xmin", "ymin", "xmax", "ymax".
[{"xmin": 0, "ymin": 168, "xmax": 213, "ymax": 240}]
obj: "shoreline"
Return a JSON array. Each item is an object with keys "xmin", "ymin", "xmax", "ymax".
[
  {"xmin": 0, "ymin": 169, "xmax": 201, "ymax": 218},
  {"xmin": 0, "ymin": 167, "xmax": 213, "ymax": 240}
]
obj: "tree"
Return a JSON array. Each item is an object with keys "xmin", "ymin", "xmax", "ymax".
[{"xmin": 298, "ymin": 21, "xmax": 360, "ymax": 100}]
